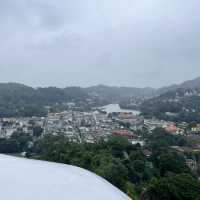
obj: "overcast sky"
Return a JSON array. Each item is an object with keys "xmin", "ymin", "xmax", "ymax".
[{"xmin": 0, "ymin": 0, "xmax": 200, "ymax": 88}]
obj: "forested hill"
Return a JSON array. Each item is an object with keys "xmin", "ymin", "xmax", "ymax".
[
  {"xmin": 86, "ymin": 77, "xmax": 200, "ymax": 100},
  {"xmin": 140, "ymin": 88, "xmax": 200, "ymax": 123},
  {"xmin": 0, "ymin": 83, "xmax": 89, "ymax": 117},
  {"xmin": 157, "ymin": 77, "xmax": 200, "ymax": 94},
  {"xmin": 86, "ymin": 85, "xmax": 156, "ymax": 101},
  {"xmin": 0, "ymin": 83, "xmax": 158, "ymax": 118},
  {"xmin": 0, "ymin": 76, "xmax": 200, "ymax": 118}
]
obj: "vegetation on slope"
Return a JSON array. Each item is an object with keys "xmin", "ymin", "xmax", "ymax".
[
  {"xmin": 0, "ymin": 83, "xmax": 88, "ymax": 117},
  {"xmin": 141, "ymin": 88, "xmax": 200, "ymax": 123}
]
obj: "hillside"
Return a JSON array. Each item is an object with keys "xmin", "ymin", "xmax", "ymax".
[
  {"xmin": 158, "ymin": 77, "xmax": 200, "ymax": 94},
  {"xmin": 86, "ymin": 77, "xmax": 200, "ymax": 105},
  {"xmin": 0, "ymin": 83, "xmax": 89, "ymax": 117},
  {"xmin": 0, "ymin": 76, "xmax": 199, "ymax": 118},
  {"xmin": 140, "ymin": 88, "xmax": 200, "ymax": 123},
  {"xmin": 86, "ymin": 85, "xmax": 156, "ymax": 101}
]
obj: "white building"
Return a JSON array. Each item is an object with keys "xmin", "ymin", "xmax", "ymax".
[{"xmin": 0, "ymin": 154, "xmax": 131, "ymax": 200}]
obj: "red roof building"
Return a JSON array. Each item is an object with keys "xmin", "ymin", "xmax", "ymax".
[
  {"xmin": 165, "ymin": 124, "xmax": 184, "ymax": 135},
  {"xmin": 112, "ymin": 130, "xmax": 137, "ymax": 139}
]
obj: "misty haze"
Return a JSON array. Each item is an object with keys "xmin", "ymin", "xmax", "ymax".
[{"xmin": 0, "ymin": 0, "xmax": 200, "ymax": 87}]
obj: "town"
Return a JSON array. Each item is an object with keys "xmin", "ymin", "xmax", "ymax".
[{"xmin": 1, "ymin": 103, "xmax": 200, "ymax": 145}]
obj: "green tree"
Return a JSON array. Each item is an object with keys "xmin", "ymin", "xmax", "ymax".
[
  {"xmin": 141, "ymin": 174, "xmax": 200, "ymax": 200},
  {"xmin": 92, "ymin": 153, "xmax": 128, "ymax": 191},
  {"xmin": 156, "ymin": 152, "xmax": 190, "ymax": 176},
  {"xmin": 33, "ymin": 126, "xmax": 43, "ymax": 137}
]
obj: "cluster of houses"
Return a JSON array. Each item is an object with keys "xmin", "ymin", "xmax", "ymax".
[
  {"xmin": 0, "ymin": 105, "xmax": 200, "ymax": 146},
  {"xmin": 0, "ymin": 117, "xmax": 44, "ymax": 138},
  {"xmin": 144, "ymin": 119, "xmax": 200, "ymax": 135},
  {"xmin": 44, "ymin": 110, "xmax": 144, "ymax": 144},
  {"xmin": 0, "ymin": 108, "xmax": 145, "ymax": 145}
]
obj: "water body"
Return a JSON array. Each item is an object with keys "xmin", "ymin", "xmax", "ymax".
[{"xmin": 102, "ymin": 104, "xmax": 141, "ymax": 115}]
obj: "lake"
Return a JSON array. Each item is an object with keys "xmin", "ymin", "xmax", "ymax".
[{"xmin": 101, "ymin": 104, "xmax": 141, "ymax": 115}]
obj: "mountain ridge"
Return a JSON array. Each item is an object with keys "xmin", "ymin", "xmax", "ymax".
[
  {"xmin": 157, "ymin": 77, "xmax": 200, "ymax": 94},
  {"xmin": 2, "ymin": 76, "xmax": 200, "ymax": 96}
]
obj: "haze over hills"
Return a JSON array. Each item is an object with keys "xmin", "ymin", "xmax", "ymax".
[
  {"xmin": 0, "ymin": 76, "xmax": 200, "ymax": 96},
  {"xmin": 0, "ymin": 76, "xmax": 199, "ymax": 104},
  {"xmin": 157, "ymin": 77, "xmax": 200, "ymax": 94},
  {"xmin": 86, "ymin": 85, "xmax": 157, "ymax": 100},
  {"xmin": 86, "ymin": 76, "xmax": 200, "ymax": 98},
  {"xmin": 0, "ymin": 76, "xmax": 199, "ymax": 118},
  {"xmin": 137, "ymin": 76, "xmax": 200, "ymax": 123}
]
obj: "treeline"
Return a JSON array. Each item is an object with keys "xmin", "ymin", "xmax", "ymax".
[
  {"xmin": 1, "ymin": 128, "xmax": 200, "ymax": 200},
  {"xmin": 0, "ymin": 83, "xmax": 88, "ymax": 117}
]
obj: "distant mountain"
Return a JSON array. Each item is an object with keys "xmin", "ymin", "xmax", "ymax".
[
  {"xmin": 86, "ymin": 77, "xmax": 200, "ymax": 101},
  {"xmin": 86, "ymin": 85, "xmax": 156, "ymax": 101},
  {"xmin": 0, "ymin": 76, "xmax": 199, "ymax": 118},
  {"xmin": 181, "ymin": 77, "xmax": 200, "ymax": 88},
  {"xmin": 158, "ymin": 77, "xmax": 200, "ymax": 94},
  {"xmin": 140, "ymin": 87, "xmax": 200, "ymax": 123},
  {"xmin": 0, "ymin": 83, "xmax": 89, "ymax": 117}
]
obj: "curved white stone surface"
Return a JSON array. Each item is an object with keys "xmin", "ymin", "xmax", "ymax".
[{"xmin": 0, "ymin": 154, "xmax": 131, "ymax": 200}]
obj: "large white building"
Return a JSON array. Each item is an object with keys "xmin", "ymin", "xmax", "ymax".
[{"xmin": 0, "ymin": 154, "xmax": 131, "ymax": 200}]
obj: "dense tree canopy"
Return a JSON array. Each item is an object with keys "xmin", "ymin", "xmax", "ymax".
[
  {"xmin": 0, "ymin": 83, "xmax": 89, "ymax": 117},
  {"xmin": 141, "ymin": 174, "xmax": 200, "ymax": 200}
]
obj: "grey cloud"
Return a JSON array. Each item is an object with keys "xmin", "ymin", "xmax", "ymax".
[{"xmin": 0, "ymin": 0, "xmax": 200, "ymax": 87}]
